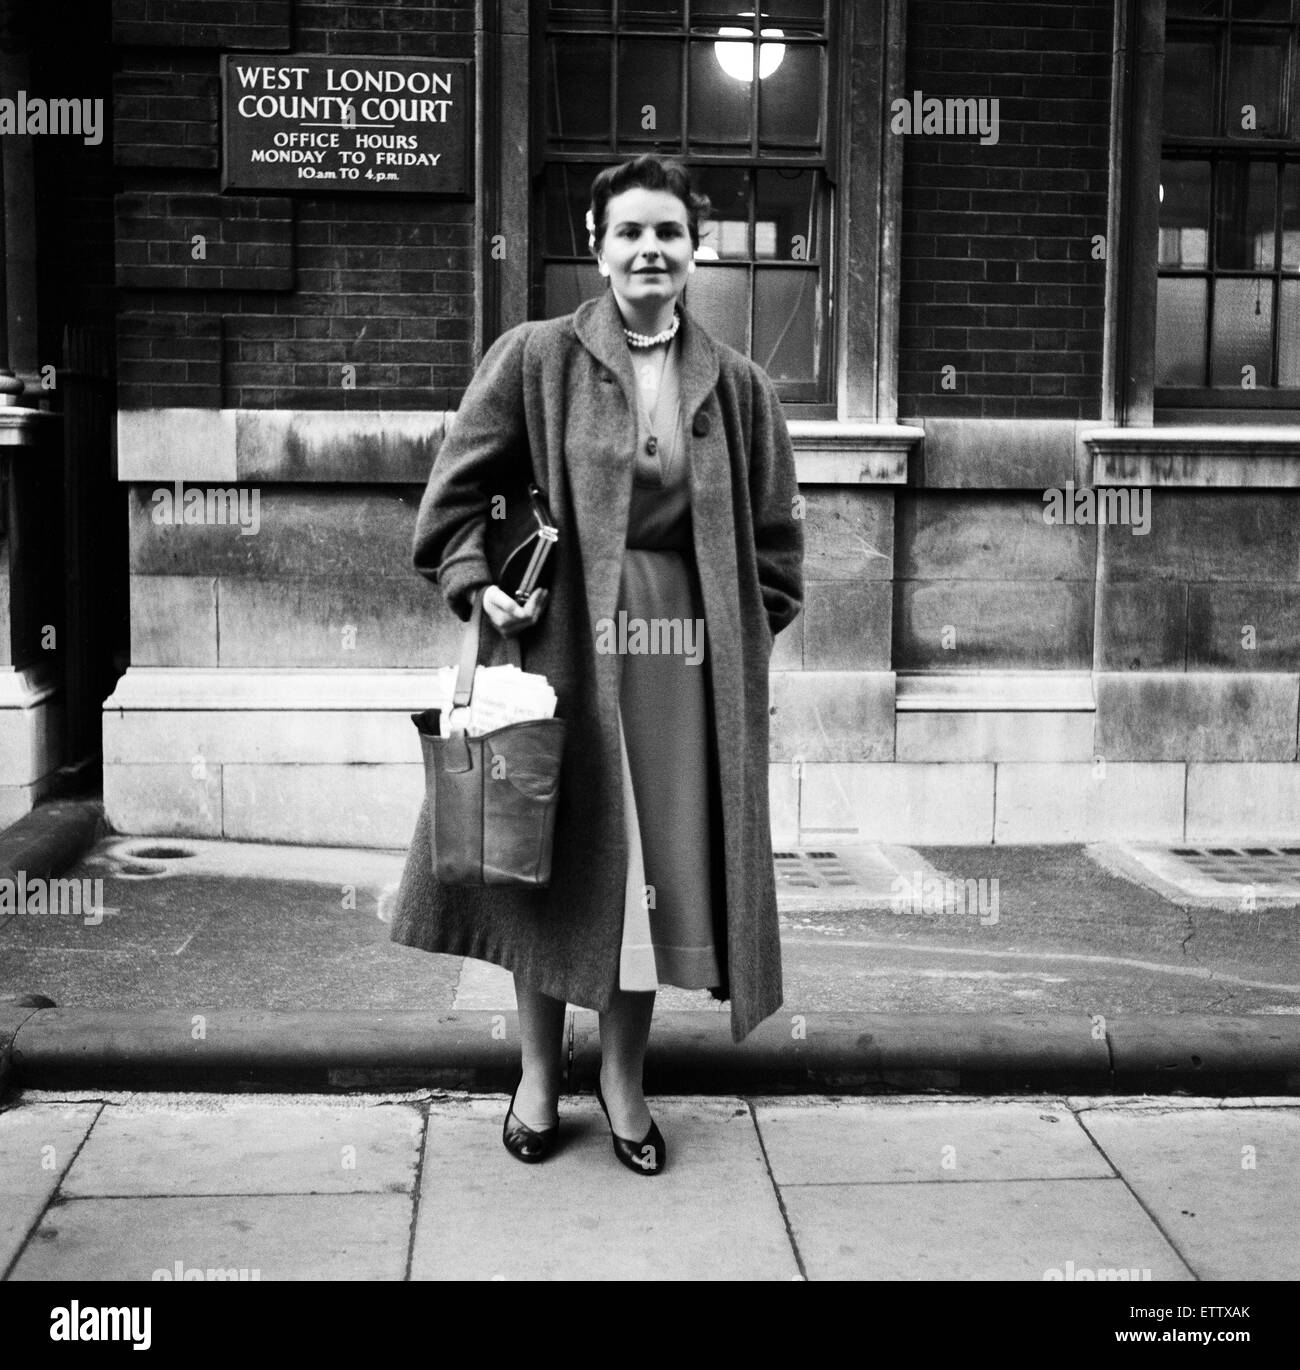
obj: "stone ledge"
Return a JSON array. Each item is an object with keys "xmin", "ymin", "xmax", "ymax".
[
  {"xmin": 116, "ymin": 410, "xmax": 918, "ymax": 485},
  {"xmin": 896, "ymin": 671, "xmax": 1095, "ymax": 712},
  {"xmin": 103, "ymin": 667, "xmax": 455, "ymax": 712},
  {"xmin": 1087, "ymin": 426, "xmax": 1300, "ymax": 487},
  {"xmin": 117, "ymin": 409, "xmax": 450, "ymax": 484},
  {"xmin": 787, "ymin": 422, "xmax": 921, "ymax": 484}
]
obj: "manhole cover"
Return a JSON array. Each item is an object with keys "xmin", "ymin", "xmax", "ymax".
[{"xmin": 1090, "ymin": 843, "xmax": 1300, "ymax": 908}]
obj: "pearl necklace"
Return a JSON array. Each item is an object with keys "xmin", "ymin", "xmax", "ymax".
[{"xmin": 623, "ymin": 312, "xmax": 681, "ymax": 349}]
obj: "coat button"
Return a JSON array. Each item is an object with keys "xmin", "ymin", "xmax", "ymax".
[
  {"xmin": 598, "ymin": 369, "xmax": 615, "ymax": 383},
  {"xmin": 692, "ymin": 411, "xmax": 711, "ymax": 437}
]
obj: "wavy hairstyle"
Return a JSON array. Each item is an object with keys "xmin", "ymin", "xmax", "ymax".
[{"xmin": 585, "ymin": 155, "xmax": 712, "ymax": 257}]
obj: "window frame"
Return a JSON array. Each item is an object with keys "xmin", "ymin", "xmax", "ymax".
[
  {"xmin": 1133, "ymin": 0, "xmax": 1300, "ymax": 419},
  {"xmin": 479, "ymin": 0, "xmax": 903, "ymax": 425},
  {"xmin": 527, "ymin": 0, "xmax": 843, "ymax": 415}
]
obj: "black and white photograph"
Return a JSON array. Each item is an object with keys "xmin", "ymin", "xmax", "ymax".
[{"xmin": 0, "ymin": 0, "xmax": 1295, "ymax": 1330}]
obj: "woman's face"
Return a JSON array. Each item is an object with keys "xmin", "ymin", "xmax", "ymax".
[{"xmin": 596, "ymin": 186, "xmax": 694, "ymax": 315}]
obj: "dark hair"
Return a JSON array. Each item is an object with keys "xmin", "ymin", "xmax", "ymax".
[{"xmin": 587, "ymin": 155, "xmax": 711, "ymax": 256}]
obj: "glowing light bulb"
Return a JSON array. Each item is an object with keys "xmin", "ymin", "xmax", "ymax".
[{"xmin": 714, "ymin": 14, "xmax": 785, "ymax": 82}]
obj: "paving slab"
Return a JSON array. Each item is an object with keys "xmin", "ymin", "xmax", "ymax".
[
  {"xmin": 1077, "ymin": 1104, "xmax": 1300, "ymax": 1281},
  {"xmin": 781, "ymin": 1177, "xmax": 1193, "ymax": 1281},
  {"xmin": 59, "ymin": 1097, "xmax": 424, "ymax": 1197},
  {"xmin": 754, "ymin": 1098, "xmax": 1112, "ymax": 1185},
  {"xmin": 8, "ymin": 1193, "xmax": 412, "ymax": 1281},
  {"xmin": 0, "ymin": 1103, "xmax": 100, "ymax": 1274},
  {"xmin": 410, "ymin": 1096, "xmax": 797, "ymax": 1281}
]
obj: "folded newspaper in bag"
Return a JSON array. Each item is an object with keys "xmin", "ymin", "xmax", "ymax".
[{"xmin": 426, "ymin": 663, "xmax": 557, "ymax": 736}]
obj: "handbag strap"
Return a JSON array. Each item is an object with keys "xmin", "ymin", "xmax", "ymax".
[{"xmin": 452, "ymin": 589, "xmax": 523, "ymax": 711}]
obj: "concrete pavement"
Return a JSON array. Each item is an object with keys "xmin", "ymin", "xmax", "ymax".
[{"xmin": 2, "ymin": 1089, "xmax": 1296, "ymax": 1281}]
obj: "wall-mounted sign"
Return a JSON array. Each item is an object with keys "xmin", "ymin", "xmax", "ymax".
[{"xmin": 221, "ymin": 54, "xmax": 473, "ymax": 194}]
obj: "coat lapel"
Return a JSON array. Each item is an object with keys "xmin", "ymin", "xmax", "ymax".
[
  {"xmin": 567, "ymin": 293, "xmax": 638, "ymax": 676},
  {"xmin": 572, "ymin": 290, "xmax": 720, "ymax": 436}
]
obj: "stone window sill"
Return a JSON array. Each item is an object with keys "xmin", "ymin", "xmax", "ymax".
[
  {"xmin": 1086, "ymin": 427, "xmax": 1300, "ymax": 487},
  {"xmin": 788, "ymin": 422, "xmax": 922, "ymax": 484},
  {"xmin": 117, "ymin": 410, "xmax": 924, "ymax": 486}
]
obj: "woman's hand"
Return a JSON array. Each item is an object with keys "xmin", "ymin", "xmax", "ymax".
[{"xmin": 481, "ymin": 584, "xmax": 548, "ymax": 637}]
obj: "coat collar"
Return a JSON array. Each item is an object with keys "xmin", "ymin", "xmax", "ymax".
[{"xmin": 573, "ymin": 287, "xmax": 721, "ymax": 424}]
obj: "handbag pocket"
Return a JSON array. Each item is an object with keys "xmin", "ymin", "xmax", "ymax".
[{"xmin": 413, "ymin": 711, "xmax": 566, "ymax": 888}]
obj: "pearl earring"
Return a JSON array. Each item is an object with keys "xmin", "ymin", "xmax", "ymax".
[{"xmin": 598, "ymin": 261, "xmax": 610, "ymax": 277}]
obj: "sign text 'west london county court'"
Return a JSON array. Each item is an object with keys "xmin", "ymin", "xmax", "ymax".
[{"xmin": 221, "ymin": 55, "xmax": 473, "ymax": 194}]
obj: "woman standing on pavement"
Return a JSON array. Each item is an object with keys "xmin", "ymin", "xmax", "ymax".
[{"xmin": 389, "ymin": 154, "xmax": 804, "ymax": 1176}]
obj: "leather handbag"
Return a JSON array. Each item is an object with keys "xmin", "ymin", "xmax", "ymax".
[
  {"xmin": 484, "ymin": 482, "xmax": 558, "ymax": 605},
  {"xmin": 411, "ymin": 591, "xmax": 565, "ymax": 887}
]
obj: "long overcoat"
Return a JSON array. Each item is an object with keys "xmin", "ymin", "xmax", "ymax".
[{"xmin": 389, "ymin": 288, "xmax": 804, "ymax": 1042}]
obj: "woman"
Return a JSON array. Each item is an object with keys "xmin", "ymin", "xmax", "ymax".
[{"xmin": 389, "ymin": 155, "xmax": 803, "ymax": 1175}]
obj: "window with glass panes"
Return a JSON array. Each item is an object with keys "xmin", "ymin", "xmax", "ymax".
[
  {"xmin": 534, "ymin": 0, "xmax": 834, "ymax": 406},
  {"xmin": 1158, "ymin": 0, "xmax": 1300, "ymax": 403}
]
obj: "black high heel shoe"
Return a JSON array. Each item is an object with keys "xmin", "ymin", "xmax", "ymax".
[
  {"xmin": 502, "ymin": 1082, "xmax": 559, "ymax": 1164},
  {"xmin": 594, "ymin": 1077, "xmax": 665, "ymax": 1176}
]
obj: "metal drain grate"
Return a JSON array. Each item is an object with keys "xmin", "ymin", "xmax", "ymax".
[
  {"xmin": 1169, "ymin": 846, "xmax": 1300, "ymax": 885},
  {"xmin": 1089, "ymin": 843, "xmax": 1300, "ymax": 910},
  {"xmin": 773, "ymin": 850, "xmax": 860, "ymax": 890}
]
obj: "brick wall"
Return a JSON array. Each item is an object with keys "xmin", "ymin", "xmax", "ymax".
[
  {"xmin": 113, "ymin": 0, "xmax": 477, "ymax": 411},
  {"xmin": 897, "ymin": 0, "xmax": 1112, "ymax": 419}
]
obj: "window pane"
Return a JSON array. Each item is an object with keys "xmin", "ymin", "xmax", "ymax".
[
  {"xmin": 685, "ymin": 264, "xmax": 748, "ymax": 352},
  {"xmin": 1281, "ymin": 163, "xmax": 1300, "ymax": 266},
  {"xmin": 1156, "ymin": 277, "xmax": 1208, "ymax": 384},
  {"xmin": 1210, "ymin": 277, "xmax": 1274, "ymax": 384},
  {"xmin": 761, "ymin": 0, "xmax": 825, "ymax": 24},
  {"xmin": 622, "ymin": 0, "xmax": 683, "ymax": 25},
  {"xmin": 755, "ymin": 168, "xmax": 820, "ymax": 260},
  {"xmin": 1232, "ymin": 1, "xmax": 1290, "ymax": 19},
  {"xmin": 693, "ymin": 166, "xmax": 750, "ymax": 259},
  {"xmin": 753, "ymin": 268, "xmax": 820, "ymax": 383},
  {"xmin": 1163, "ymin": 40, "xmax": 1218, "ymax": 134},
  {"xmin": 1278, "ymin": 279, "xmax": 1300, "ymax": 384},
  {"xmin": 1166, "ymin": 0, "xmax": 1224, "ymax": 13},
  {"xmin": 618, "ymin": 39, "xmax": 682, "ymax": 142},
  {"xmin": 759, "ymin": 43, "xmax": 822, "ymax": 148},
  {"xmin": 543, "ymin": 164, "xmax": 600, "ymax": 257},
  {"xmin": 1227, "ymin": 34, "xmax": 1284, "ymax": 134},
  {"xmin": 692, "ymin": 5, "xmax": 760, "ymax": 29},
  {"xmin": 549, "ymin": 1, "xmax": 614, "ymax": 27},
  {"xmin": 1215, "ymin": 160, "xmax": 1276, "ymax": 267},
  {"xmin": 1159, "ymin": 159, "xmax": 1210, "ymax": 267},
  {"xmin": 689, "ymin": 39, "xmax": 752, "ymax": 144},
  {"xmin": 548, "ymin": 38, "xmax": 611, "ymax": 141},
  {"xmin": 544, "ymin": 264, "xmax": 605, "ymax": 319},
  {"xmin": 694, "ymin": 3, "xmax": 824, "ymax": 33}
]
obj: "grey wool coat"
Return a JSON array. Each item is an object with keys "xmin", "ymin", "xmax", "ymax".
[{"xmin": 388, "ymin": 288, "xmax": 804, "ymax": 1042}]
